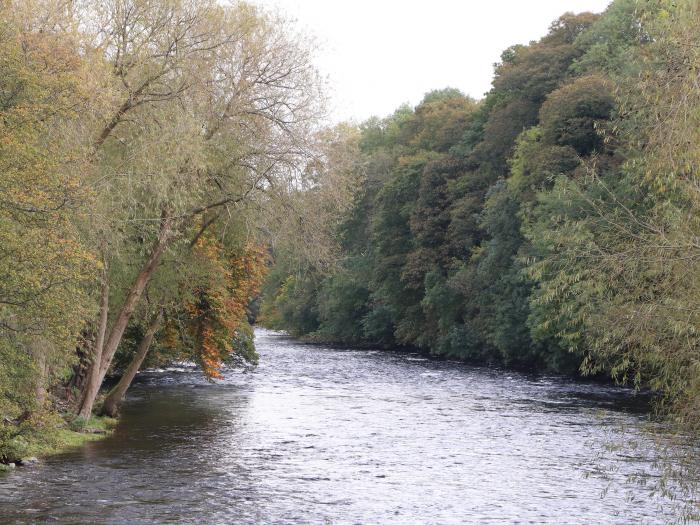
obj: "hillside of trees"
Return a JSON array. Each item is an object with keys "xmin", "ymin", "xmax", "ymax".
[{"xmin": 261, "ymin": 0, "xmax": 700, "ymax": 433}]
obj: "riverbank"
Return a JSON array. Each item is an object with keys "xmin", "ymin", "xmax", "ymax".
[
  {"xmin": 280, "ymin": 327, "xmax": 652, "ymax": 395},
  {"xmin": 0, "ymin": 415, "xmax": 116, "ymax": 471}
]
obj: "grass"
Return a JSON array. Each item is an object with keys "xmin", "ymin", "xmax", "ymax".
[
  {"xmin": 22, "ymin": 428, "xmax": 105, "ymax": 458},
  {"xmin": 66, "ymin": 415, "xmax": 118, "ymax": 433},
  {"xmin": 1, "ymin": 414, "xmax": 118, "ymax": 468},
  {"xmin": 26, "ymin": 415, "xmax": 117, "ymax": 458}
]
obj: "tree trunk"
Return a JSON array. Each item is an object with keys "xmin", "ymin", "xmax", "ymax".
[
  {"xmin": 79, "ymin": 214, "xmax": 174, "ymax": 417},
  {"xmin": 101, "ymin": 310, "xmax": 163, "ymax": 417},
  {"xmin": 77, "ymin": 271, "xmax": 110, "ymax": 418},
  {"xmin": 98, "ymin": 215, "xmax": 173, "ymax": 377}
]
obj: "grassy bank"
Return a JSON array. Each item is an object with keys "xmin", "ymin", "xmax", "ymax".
[{"xmin": 0, "ymin": 415, "xmax": 117, "ymax": 471}]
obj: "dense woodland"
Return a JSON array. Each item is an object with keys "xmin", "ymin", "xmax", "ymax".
[
  {"xmin": 0, "ymin": 0, "xmax": 327, "ymax": 461},
  {"xmin": 261, "ymin": 0, "xmax": 700, "ymax": 436},
  {"xmin": 3, "ymin": 0, "xmax": 700, "ymax": 473}
]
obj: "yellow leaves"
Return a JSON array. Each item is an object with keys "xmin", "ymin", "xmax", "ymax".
[{"xmin": 0, "ymin": 11, "xmax": 96, "ymax": 351}]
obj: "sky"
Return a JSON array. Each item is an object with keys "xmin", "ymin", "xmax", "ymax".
[{"xmin": 254, "ymin": 0, "xmax": 613, "ymax": 123}]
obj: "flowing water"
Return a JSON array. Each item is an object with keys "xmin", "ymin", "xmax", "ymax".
[{"xmin": 0, "ymin": 329, "xmax": 691, "ymax": 524}]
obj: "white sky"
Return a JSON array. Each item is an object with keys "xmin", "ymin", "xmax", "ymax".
[{"xmin": 254, "ymin": 0, "xmax": 613, "ymax": 123}]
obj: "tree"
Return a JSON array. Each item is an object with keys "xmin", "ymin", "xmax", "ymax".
[
  {"xmin": 74, "ymin": 0, "xmax": 324, "ymax": 416},
  {"xmin": 539, "ymin": 74, "xmax": 615, "ymax": 156},
  {"xmin": 526, "ymin": 0, "xmax": 700, "ymax": 429},
  {"xmin": 0, "ymin": 1, "xmax": 96, "ymax": 451}
]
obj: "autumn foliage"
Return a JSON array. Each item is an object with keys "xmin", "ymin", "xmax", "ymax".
[
  {"xmin": 1, "ymin": 0, "xmax": 323, "ymax": 459},
  {"xmin": 168, "ymin": 237, "xmax": 268, "ymax": 379}
]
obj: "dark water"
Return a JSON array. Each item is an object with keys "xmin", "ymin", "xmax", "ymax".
[{"xmin": 0, "ymin": 329, "xmax": 690, "ymax": 524}]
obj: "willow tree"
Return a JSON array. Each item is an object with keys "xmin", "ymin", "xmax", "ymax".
[
  {"xmin": 100, "ymin": 234, "xmax": 267, "ymax": 417},
  {"xmin": 523, "ymin": 0, "xmax": 700, "ymax": 427},
  {"xmin": 76, "ymin": 0, "xmax": 324, "ymax": 417}
]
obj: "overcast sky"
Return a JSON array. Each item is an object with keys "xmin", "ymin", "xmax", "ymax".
[{"xmin": 254, "ymin": 0, "xmax": 613, "ymax": 123}]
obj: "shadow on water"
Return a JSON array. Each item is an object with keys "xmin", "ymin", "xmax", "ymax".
[
  {"xmin": 90, "ymin": 385, "xmax": 233, "ymax": 455},
  {"xmin": 0, "ymin": 328, "xmax": 693, "ymax": 524}
]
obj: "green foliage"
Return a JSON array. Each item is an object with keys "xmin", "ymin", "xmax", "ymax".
[
  {"xmin": 315, "ymin": 270, "xmax": 370, "ymax": 344},
  {"xmin": 261, "ymin": 1, "xmax": 700, "ymax": 417},
  {"xmin": 0, "ymin": 341, "xmax": 36, "ymax": 422},
  {"xmin": 1, "ymin": 0, "xmax": 322, "ymax": 454},
  {"xmin": 571, "ymin": 0, "xmax": 659, "ymax": 75},
  {"xmin": 260, "ymin": 272, "xmax": 321, "ymax": 337},
  {"xmin": 526, "ymin": 0, "xmax": 700, "ymax": 433},
  {"xmin": 229, "ymin": 321, "xmax": 258, "ymax": 366},
  {"xmin": 0, "ymin": 6, "xmax": 96, "ymax": 456},
  {"xmin": 261, "ymin": 9, "xmax": 614, "ymax": 372},
  {"xmin": 539, "ymin": 74, "xmax": 615, "ymax": 156}
]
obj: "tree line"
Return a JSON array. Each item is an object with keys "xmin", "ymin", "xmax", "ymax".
[
  {"xmin": 0, "ymin": 0, "xmax": 327, "ymax": 462},
  {"xmin": 261, "ymin": 0, "xmax": 700, "ymax": 434}
]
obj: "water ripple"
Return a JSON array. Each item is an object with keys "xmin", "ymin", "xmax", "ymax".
[{"xmin": 0, "ymin": 328, "xmax": 685, "ymax": 524}]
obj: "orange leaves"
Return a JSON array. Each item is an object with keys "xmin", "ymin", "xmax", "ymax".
[
  {"xmin": 186, "ymin": 236, "xmax": 268, "ymax": 379},
  {"xmin": 200, "ymin": 326, "xmax": 224, "ymax": 380}
]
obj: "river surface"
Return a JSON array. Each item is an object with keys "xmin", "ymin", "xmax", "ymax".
[{"xmin": 0, "ymin": 329, "xmax": 691, "ymax": 524}]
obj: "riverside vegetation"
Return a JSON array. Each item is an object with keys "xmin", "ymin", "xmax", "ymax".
[
  {"xmin": 0, "ymin": 0, "xmax": 326, "ymax": 464},
  {"xmin": 1, "ymin": 0, "xmax": 700, "ymax": 507},
  {"xmin": 260, "ymin": 0, "xmax": 700, "ymax": 485}
]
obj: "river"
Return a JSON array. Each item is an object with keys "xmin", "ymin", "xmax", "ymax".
[{"xmin": 0, "ymin": 328, "xmax": 690, "ymax": 524}]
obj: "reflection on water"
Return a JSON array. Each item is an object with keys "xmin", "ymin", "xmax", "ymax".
[{"xmin": 0, "ymin": 329, "xmax": 688, "ymax": 524}]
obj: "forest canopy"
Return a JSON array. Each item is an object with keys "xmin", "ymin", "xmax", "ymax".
[{"xmin": 260, "ymin": 0, "xmax": 700, "ymax": 434}]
